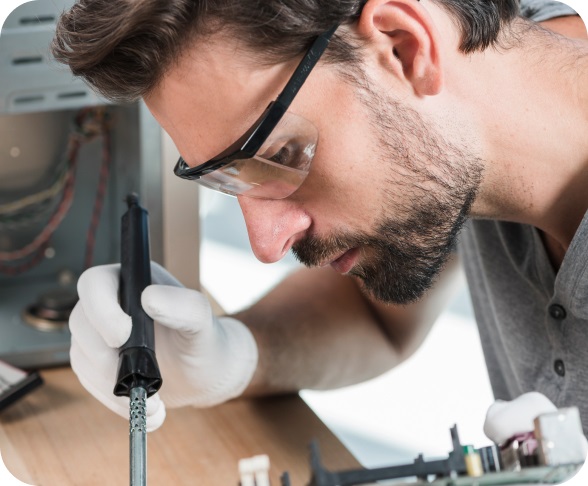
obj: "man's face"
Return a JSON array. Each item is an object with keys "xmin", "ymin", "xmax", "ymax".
[
  {"xmin": 291, "ymin": 72, "xmax": 483, "ymax": 303},
  {"xmin": 146, "ymin": 35, "xmax": 484, "ymax": 305}
]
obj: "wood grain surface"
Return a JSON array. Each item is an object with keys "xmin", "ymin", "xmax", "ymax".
[{"xmin": 0, "ymin": 367, "xmax": 359, "ymax": 486}]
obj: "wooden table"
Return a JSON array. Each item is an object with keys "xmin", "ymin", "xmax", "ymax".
[{"xmin": 0, "ymin": 367, "xmax": 359, "ymax": 485}]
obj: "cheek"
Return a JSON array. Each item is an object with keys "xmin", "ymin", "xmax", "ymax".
[
  {"xmin": 299, "ymin": 115, "xmax": 389, "ymax": 232},
  {"xmin": 291, "ymin": 70, "xmax": 397, "ymax": 234}
]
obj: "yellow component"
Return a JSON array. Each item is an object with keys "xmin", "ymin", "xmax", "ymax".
[{"xmin": 465, "ymin": 452, "xmax": 484, "ymax": 477}]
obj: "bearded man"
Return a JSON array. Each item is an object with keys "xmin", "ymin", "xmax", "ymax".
[{"xmin": 52, "ymin": 0, "xmax": 588, "ymax": 440}]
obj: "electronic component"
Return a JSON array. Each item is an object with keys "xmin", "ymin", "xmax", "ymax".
[
  {"xmin": 0, "ymin": 359, "xmax": 43, "ymax": 411},
  {"xmin": 535, "ymin": 407, "xmax": 587, "ymax": 466},
  {"xmin": 239, "ymin": 455, "xmax": 271, "ymax": 486},
  {"xmin": 305, "ymin": 426, "xmax": 466, "ymax": 486},
  {"xmin": 477, "ymin": 444, "xmax": 501, "ymax": 473},
  {"xmin": 499, "ymin": 431, "xmax": 539, "ymax": 471},
  {"xmin": 463, "ymin": 445, "xmax": 483, "ymax": 477}
]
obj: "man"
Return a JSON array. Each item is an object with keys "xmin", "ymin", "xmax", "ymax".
[{"xmin": 52, "ymin": 0, "xmax": 588, "ymax": 438}]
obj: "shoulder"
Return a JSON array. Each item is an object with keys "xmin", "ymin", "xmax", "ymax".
[{"xmin": 519, "ymin": 0, "xmax": 578, "ymax": 22}]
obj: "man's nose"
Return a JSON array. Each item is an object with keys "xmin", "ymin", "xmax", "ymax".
[{"xmin": 237, "ymin": 196, "xmax": 311, "ymax": 263}]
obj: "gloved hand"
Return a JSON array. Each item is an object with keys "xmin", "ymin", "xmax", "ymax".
[
  {"xmin": 483, "ymin": 392, "xmax": 558, "ymax": 445},
  {"xmin": 69, "ymin": 262, "xmax": 258, "ymax": 431}
]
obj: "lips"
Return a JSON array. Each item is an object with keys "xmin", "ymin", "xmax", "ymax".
[{"xmin": 329, "ymin": 248, "xmax": 360, "ymax": 274}]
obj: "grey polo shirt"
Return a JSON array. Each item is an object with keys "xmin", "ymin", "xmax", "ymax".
[
  {"xmin": 519, "ymin": 0, "xmax": 577, "ymax": 22},
  {"xmin": 459, "ymin": 211, "xmax": 588, "ymax": 434},
  {"xmin": 458, "ymin": 0, "xmax": 586, "ymax": 432}
]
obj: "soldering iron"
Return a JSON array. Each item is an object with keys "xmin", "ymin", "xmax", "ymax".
[{"xmin": 114, "ymin": 194, "xmax": 162, "ymax": 486}]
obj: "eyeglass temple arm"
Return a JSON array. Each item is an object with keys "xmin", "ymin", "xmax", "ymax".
[{"xmin": 274, "ymin": 24, "xmax": 339, "ymax": 110}]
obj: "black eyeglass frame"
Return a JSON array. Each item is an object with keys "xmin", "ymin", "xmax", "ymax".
[{"xmin": 174, "ymin": 24, "xmax": 339, "ymax": 181}]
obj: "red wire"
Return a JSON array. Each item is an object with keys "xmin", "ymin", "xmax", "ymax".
[
  {"xmin": 83, "ymin": 127, "xmax": 112, "ymax": 270},
  {"xmin": 0, "ymin": 107, "xmax": 112, "ymax": 275},
  {"xmin": 0, "ymin": 138, "xmax": 81, "ymax": 262},
  {"xmin": 0, "ymin": 242, "xmax": 50, "ymax": 276}
]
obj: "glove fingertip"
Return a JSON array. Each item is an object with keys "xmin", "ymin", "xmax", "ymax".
[
  {"xmin": 77, "ymin": 264, "xmax": 119, "ymax": 295},
  {"xmin": 142, "ymin": 285, "xmax": 211, "ymax": 332},
  {"xmin": 146, "ymin": 401, "xmax": 166, "ymax": 432},
  {"xmin": 141, "ymin": 286, "xmax": 167, "ymax": 323},
  {"xmin": 483, "ymin": 392, "xmax": 558, "ymax": 445},
  {"xmin": 101, "ymin": 312, "xmax": 133, "ymax": 348}
]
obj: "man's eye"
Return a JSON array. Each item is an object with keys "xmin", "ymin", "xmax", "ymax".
[
  {"xmin": 268, "ymin": 146, "xmax": 294, "ymax": 165},
  {"xmin": 261, "ymin": 142, "xmax": 304, "ymax": 168}
]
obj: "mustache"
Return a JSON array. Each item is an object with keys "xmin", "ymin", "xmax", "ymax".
[
  {"xmin": 290, "ymin": 193, "xmax": 474, "ymax": 305},
  {"xmin": 292, "ymin": 232, "xmax": 368, "ymax": 267},
  {"xmin": 291, "ymin": 198, "xmax": 468, "ymax": 270}
]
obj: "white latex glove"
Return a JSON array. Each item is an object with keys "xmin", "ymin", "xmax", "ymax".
[
  {"xmin": 483, "ymin": 392, "xmax": 558, "ymax": 445},
  {"xmin": 69, "ymin": 263, "xmax": 258, "ymax": 431}
]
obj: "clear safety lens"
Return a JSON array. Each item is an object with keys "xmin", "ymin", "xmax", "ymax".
[{"xmin": 199, "ymin": 112, "xmax": 318, "ymax": 199}]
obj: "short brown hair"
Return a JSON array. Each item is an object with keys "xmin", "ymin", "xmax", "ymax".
[{"xmin": 51, "ymin": 0, "xmax": 520, "ymax": 102}]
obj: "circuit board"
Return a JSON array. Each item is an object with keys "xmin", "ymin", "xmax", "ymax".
[
  {"xmin": 416, "ymin": 464, "xmax": 581, "ymax": 485},
  {"xmin": 240, "ymin": 410, "xmax": 586, "ymax": 486}
]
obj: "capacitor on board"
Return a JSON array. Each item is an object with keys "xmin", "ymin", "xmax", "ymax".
[{"xmin": 463, "ymin": 445, "xmax": 484, "ymax": 477}]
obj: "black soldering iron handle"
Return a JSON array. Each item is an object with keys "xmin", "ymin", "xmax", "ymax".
[{"xmin": 113, "ymin": 194, "xmax": 162, "ymax": 398}]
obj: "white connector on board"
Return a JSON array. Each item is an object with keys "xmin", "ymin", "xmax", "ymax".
[{"xmin": 239, "ymin": 454, "xmax": 271, "ymax": 486}]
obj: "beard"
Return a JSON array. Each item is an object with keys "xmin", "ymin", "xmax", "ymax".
[{"xmin": 292, "ymin": 73, "xmax": 484, "ymax": 305}]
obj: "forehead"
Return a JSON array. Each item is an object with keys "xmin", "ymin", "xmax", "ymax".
[{"xmin": 145, "ymin": 36, "xmax": 298, "ymax": 166}]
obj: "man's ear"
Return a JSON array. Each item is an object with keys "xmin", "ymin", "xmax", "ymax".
[{"xmin": 357, "ymin": 0, "xmax": 443, "ymax": 96}]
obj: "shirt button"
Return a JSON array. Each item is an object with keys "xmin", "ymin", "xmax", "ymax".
[
  {"xmin": 548, "ymin": 304, "xmax": 567, "ymax": 320},
  {"xmin": 554, "ymin": 359, "xmax": 566, "ymax": 377}
]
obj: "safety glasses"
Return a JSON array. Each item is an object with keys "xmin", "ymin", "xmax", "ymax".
[{"xmin": 174, "ymin": 24, "xmax": 338, "ymax": 199}]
